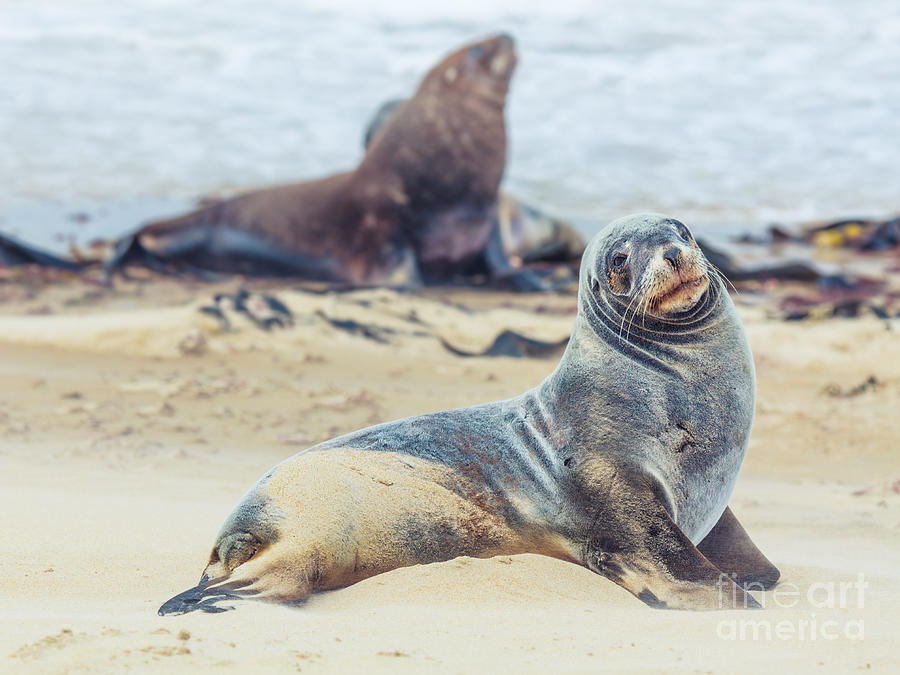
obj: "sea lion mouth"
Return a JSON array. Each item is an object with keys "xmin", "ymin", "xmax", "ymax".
[{"xmin": 650, "ymin": 273, "xmax": 710, "ymax": 314}]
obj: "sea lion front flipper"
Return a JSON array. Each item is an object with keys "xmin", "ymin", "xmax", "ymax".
[
  {"xmin": 582, "ymin": 473, "xmax": 760, "ymax": 610},
  {"xmin": 697, "ymin": 506, "xmax": 780, "ymax": 591}
]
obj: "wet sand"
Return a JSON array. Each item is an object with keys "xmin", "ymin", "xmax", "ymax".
[{"xmin": 1, "ymin": 278, "xmax": 897, "ymax": 673}]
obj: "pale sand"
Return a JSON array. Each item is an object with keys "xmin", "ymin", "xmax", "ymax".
[{"xmin": 1, "ymin": 281, "xmax": 897, "ymax": 673}]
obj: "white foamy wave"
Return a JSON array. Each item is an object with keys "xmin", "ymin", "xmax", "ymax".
[{"xmin": 1, "ymin": 0, "xmax": 898, "ymax": 248}]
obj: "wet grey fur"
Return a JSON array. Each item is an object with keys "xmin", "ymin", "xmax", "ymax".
[{"xmin": 162, "ymin": 213, "xmax": 766, "ymax": 614}]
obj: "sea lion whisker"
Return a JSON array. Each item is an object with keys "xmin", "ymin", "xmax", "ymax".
[
  {"xmin": 710, "ymin": 263, "xmax": 738, "ymax": 297},
  {"xmin": 625, "ymin": 273, "xmax": 653, "ymax": 342},
  {"xmin": 619, "ymin": 291, "xmax": 642, "ymax": 342},
  {"xmin": 640, "ymin": 291, "xmax": 652, "ymax": 332},
  {"xmin": 623, "ymin": 272, "xmax": 652, "ymax": 340}
]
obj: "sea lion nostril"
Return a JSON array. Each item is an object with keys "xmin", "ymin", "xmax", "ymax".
[{"xmin": 663, "ymin": 247, "xmax": 681, "ymax": 269}]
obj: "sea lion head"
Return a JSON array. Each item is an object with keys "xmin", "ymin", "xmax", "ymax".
[
  {"xmin": 417, "ymin": 33, "xmax": 517, "ymax": 103},
  {"xmin": 580, "ymin": 213, "xmax": 721, "ymax": 331},
  {"xmin": 357, "ymin": 34, "xmax": 517, "ymax": 262},
  {"xmin": 158, "ymin": 486, "xmax": 287, "ymax": 615}
]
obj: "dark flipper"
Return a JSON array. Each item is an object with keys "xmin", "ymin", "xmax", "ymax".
[
  {"xmin": 0, "ymin": 232, "xmax": 84, "ymax": 271},
  {"xmin": 697, "ymin": 506, "xmax": 780, "ymax": 591},
  {"xmin": 582, "ymin": 469, "xmax": 761, "ymax": 610},
  {"xmin": 158, "ymin": 575, "xmax": 258, "ymax": 616},
  {"xmin": 104, "ymin": 226, "xmax": 344, "ymax": 285}
]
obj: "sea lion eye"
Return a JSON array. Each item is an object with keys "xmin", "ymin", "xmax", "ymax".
[{"xmin": 611, "ymin": 254, "xmax": 627, "ymax": 270}]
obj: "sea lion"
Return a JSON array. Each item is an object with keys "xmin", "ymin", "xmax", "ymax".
[
  {"xmin": 159, "ymin": 213, "xmax": 779, "ymax": 615},
  {"xmin": 103, "ymin": 34, "xmax": 542, "ymax": 289},
  {"xmin": 363, "ymin": 98, "xmax": 586, "ymax": 268}
]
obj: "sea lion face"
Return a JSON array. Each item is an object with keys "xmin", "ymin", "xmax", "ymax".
[
  {"xmin": 198, "ymin": 491, "xmax": 283, "ymax": 589},
  {"xmin": 420, "ymin": 33, "xmax": 517, "ymax": 102},
  {"xmin": 584, "ymin": 213, "xmax": 712, "ymax": 318}
]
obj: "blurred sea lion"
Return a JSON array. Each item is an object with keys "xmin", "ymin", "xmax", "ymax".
[
  {"xmin": 103, "ymin": 34, "xmax": 547, "ymax": 289},
  {"xmin": 363, "ymin": 98, "xmax": 585, "ymax": 268}
]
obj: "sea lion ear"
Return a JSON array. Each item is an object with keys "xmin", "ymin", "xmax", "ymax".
[{"xmin": 463, "ymin": 44, "xmax": 486, "ymax": 72}]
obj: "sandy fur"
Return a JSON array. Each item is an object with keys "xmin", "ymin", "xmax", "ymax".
[{"xmin": 231, "ymin": 449, "xmax": 541, "ymax": 600}]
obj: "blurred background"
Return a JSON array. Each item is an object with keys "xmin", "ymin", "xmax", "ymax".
[{"xmin": 1, "ymin": 0, "xmax": 898, "ymax": 251}]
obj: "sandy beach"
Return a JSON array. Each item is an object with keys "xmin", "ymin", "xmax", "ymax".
[
  {"xmin": 0, "ymin": 277, "xmax": 896, "ymax": 673},
  {"xmin": 3, "ymin": 2, "xmax": 897, "ymax": 670}
]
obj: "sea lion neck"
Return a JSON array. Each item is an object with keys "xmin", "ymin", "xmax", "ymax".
[{"xmin": 559, "ymin": 277, "xmax": 731, "ymax": 380}]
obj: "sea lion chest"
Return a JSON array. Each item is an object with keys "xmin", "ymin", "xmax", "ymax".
[
  {"xmin": 553, "ymin": 310, "xmax": 755, "ymax": 544},
  {"xmin": 610, "ymin": 327, "xmax": 755, "ymax": 543}
]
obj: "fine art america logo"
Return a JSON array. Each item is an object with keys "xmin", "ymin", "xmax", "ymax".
[{"xmin": 716, "ymin": 573, "xmax": 867, "ymax": 641}]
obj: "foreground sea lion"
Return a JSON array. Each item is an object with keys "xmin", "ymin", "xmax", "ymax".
[
  {"xmin": 159, "ymin": 213, "xmax": 779, "ymax": 615},
  {"xmin": 103, "ymin": 34, "xmax": 544, "ymax": 289}
]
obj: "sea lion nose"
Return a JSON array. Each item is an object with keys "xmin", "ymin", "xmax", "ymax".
[
  {"xmin": 663, "ymin": 247, "xmax": 681, "ymax": 270},
  {"xmin": 495, "ymin": 33, "xmax": 515, "ymax": 48}
]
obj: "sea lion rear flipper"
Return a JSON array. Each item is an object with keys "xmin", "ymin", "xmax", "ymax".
[
  {"xmin": 0, "ymin": 232, "xmax": 84, "ymax": 271},
  {"xmin": 105, "ymin": 224, "xmax": 345, "ymax": 283},
  {"xmin": 697, "ymin": 506, "xmax": 780, "ymax": 591},
  {"xmin": 583, "ymin": 472, "xmax": 760, "ymax": 610},
  {"xmin": 158, "ymin": 575, "xmax": 262, "ymax": 616}
]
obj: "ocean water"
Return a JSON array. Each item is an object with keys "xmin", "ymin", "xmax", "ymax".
[{"xmin": 1, "ymin": 0, "xmax": 899, "ymax": 250}]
